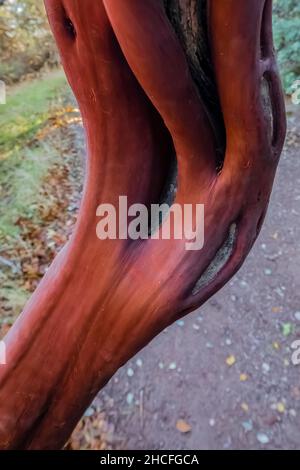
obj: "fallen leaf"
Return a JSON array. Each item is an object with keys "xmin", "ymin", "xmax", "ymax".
[
  {"xmin": 276, "ymin": 402, "xmax": 285, "ymax": 414},
  {"xmin": 241, "ymin": 402, "xmax": 249, "ymax": 412},
  {"xmin": 242, "ymin": 420, "xmax": 253, "ymax": 432},
  {"xmin": 257, "ymin": 432, "xmax": 270, "ymax": 445},
  {"xmin": 240, "ymin": 374, "xmax": 248, "ymax": 382},
  {"xmin": 176, "ymin": 419, "xmax": 192, "ymax": 434},
  {"xmin": 282, "ymin": 323, "xmax": 293, "ymax": 337},
  {"xmin": 226, "ymin": 355, "xmax": 236, "ymax": 367}
]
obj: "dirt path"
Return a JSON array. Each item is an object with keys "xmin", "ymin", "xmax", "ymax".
[{"xmin": 73, "ymin": 103, "xmax": 300, "ymax": 450}]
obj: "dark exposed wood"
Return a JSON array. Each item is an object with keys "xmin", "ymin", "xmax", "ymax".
[{"xmin": 164, "ymin": 0, "xmax": 226, "ymax": 164}]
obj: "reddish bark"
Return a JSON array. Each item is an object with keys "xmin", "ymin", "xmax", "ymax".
[{"xmin": 0, "ymin": 0, "xmax": 286, "ymax": 449}]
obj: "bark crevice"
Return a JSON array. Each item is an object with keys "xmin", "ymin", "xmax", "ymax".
[{"xmin": 164, "ymin": 0, "xmax": 226, "ymax": 167}]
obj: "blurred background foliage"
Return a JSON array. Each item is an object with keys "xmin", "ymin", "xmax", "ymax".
[
  {"xmin": 0, "ymin": 0, "xmax": 58, "ymax": 84},
  {"xmin": 0, "ymin": 0, "xmax": 299, "ymax": 92},
  {"xmin": 273, "ymin": 0, "xmax": 300, "ymax": 92},
  {"xmin": 0, "ymin": 0, "xmax": 300, "ymax": 452}
]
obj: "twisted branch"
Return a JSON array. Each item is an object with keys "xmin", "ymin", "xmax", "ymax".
[{"xmin": 0, "ymin": 0, "xmax": 286, "ymax": 449}]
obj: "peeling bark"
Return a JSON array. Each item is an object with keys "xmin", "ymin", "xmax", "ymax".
[{"xmin": 0, "ymin": 0, "xmax": 286, "ymax": 449}]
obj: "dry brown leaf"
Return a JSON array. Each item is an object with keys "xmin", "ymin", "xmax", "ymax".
[{"xmin": 176, "ymin": 419, "xmax": 192, "ymax": 434}]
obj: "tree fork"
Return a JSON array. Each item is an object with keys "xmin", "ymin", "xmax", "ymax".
[{"xmin": 0, "ymin": 0, "xmax": 286, "ymax": 449}]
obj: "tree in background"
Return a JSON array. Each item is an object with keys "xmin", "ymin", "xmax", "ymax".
[{"xmin": 273, "ymin": 0, "xmax": 300, "ymax": 91}]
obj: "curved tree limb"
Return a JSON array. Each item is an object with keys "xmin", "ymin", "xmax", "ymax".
[{"xmin": 0, "ymin": 0, "xmax": 286, "ymax": 449}]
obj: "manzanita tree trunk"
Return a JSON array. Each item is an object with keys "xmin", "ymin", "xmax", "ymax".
[{"xmin": 0, "ymin": 0, "xmax": 286, "ymax": 449}]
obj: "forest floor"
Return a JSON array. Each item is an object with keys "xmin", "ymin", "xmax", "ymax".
[{"xmin": 0, "ymin": 73, "xmax": 300, "ymax": 450}]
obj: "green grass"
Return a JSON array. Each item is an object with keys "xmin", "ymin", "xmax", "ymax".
[
  {"xmin": 0, "ymin": 70, "xmax": 67, "ymax": 152},
  {"xmin": 0, "ymin": 70, "xmax": 70, "ymax": 239}
]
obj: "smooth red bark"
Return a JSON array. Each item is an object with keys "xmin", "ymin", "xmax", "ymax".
[{"xmin": 0, "ymin": 0, "xmax": 286, "ymax": 449}]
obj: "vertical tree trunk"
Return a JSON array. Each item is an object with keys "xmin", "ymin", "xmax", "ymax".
[{"xmin": 0, "ymin": 0, "xmax": 286, "ymax": 449}]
